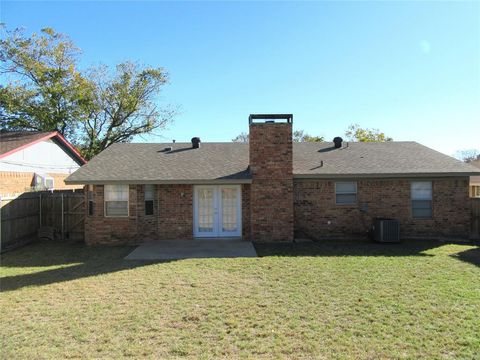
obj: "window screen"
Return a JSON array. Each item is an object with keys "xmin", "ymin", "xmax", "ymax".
[
  {"xmin": 144, "ymin": 185, "xmax": 154, "ymax": 215},
  {"xmin": 411, "ymin": 181, "xmax": 432, "ymax": 218},
  {"xmin": 105, "ymin": 185, "xmax": 129, "ymax": 217},
  {"xmin": 88, "ymin": 186, "xmax": 94, "ymax": 216},
  {"xmin": 335, "ymin": 182, "xmax": 357, "ymax": 204}
]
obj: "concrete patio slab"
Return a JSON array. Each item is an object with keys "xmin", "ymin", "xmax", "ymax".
[{"xmin": 125, "ymin": 239, "xmax": 257, "ymax": 260}]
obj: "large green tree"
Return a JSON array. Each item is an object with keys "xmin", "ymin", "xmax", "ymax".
[
  {"xmin": 79, "ymin": 63, "xmax": 174, "ymax": 159},
  {"xmin": 345, "ymin": 123, "xmax": 393, "ymax": 142},
  {"xmin": 0, "ymin": 27, "xmax": 92, "ymax": 142},
  {"xmin": 0, "ymin": 26, "xmax": 175, "ymax": 159}
]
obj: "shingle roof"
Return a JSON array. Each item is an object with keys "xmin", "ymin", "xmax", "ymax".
[
  {"xmin": 0, "ymin": 131, "xmax": 53, "ymax": 156},
  {"xmin": 66, "ymin": 143, "xmax": 250, "ymax": 184},
  {"xmin": 0, "ymin": 131, "xmax": 87, "ymax": 164},
  {"xmin": 65, "ymin": 141, "xmax": 480, "ymax": 184},
  {"xmin": 293, "ymin": 142, "xmax": 480, "ymax": 177}
]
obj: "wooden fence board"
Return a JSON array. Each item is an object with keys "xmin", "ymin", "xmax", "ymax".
[{"xmin": 1, "ymin": 190, "xmax": 84, "ymax": 250}]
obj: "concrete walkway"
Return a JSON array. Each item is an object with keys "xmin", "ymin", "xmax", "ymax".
[{"xmin": 125, "ymin": 239, "xmax": 257, "ymax": 260}]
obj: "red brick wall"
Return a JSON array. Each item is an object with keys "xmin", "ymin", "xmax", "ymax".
[
  {"xmin": 85, "ymin": 185, "xmax": 139, "ymax": 245},
  {"xmin": 242, "ymin": 184, "xmax": 251, "ymax": 240},
  {"xmin": 85, "ymin": 183, "xmax": 252, "ymax": 245},
  {"xmin": 85, "ymin": 184, "xmax": 193, "ymax": 245},
  {"xmin": 156, "ymin": 184, "xmax": 194, "ymax": 240},
  {"xmin": 294, "ymin": 178, "xmax": 471, "ymax": 240},
  {"xmin": 249, "ymin": 122, "xmax": 294, "ymax": 241},
  {"xmin": 137, "ymin": 185, "xmax": 158, "ymax": 241}
]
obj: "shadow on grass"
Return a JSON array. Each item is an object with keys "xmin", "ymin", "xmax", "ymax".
[
  {"xmin": 0, "ymin": 241, "xmax": 168, "ymax": 292},
  {"xmin": 0, "ymin": 238, "xmax": 453, "ymax": 292},
  {"xmin": 450, "ymin": 246, "xmax": 480, "ymax": 267},
  {"xmin": 254, "ymin": 238, "xmax": 444, "ymax": 257}
]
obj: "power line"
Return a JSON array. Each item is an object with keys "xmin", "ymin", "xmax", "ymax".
[{"xmin": 0, "ymin": 159, "xmax": 79, "ymax": 171}]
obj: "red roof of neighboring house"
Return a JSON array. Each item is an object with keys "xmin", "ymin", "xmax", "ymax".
[{"xmin": 0, "ymin": 131, "xmax": 87, "ymax": 164}]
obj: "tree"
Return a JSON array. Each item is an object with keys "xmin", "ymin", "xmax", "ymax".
[
  {"xmin": 0, "ymin": 26, "xmax": 175, "ymax": 159},
  {"xmin": 79, "ymin": 63, "xmax": 174, "ymax": 160},
  {"xmin": 0, "ymin": 27, "xmax": 93, "ymax": 142},
  {"xmin": 232, "ymin": 132, "xmax": 249, "ymax": 143},
  {"xmin": 345, "ymin": 123, "xmax": 393, "ymax": 142},
  {"xmin": 454, "ymin": 149, "xmax": 480, "ymax": 163},
  {"xmin": 231, "ymin": 129, "xmax": 324, "ymax": 143},
  {"xmin": 302, "ymin": 134, "xmax": 325, "ymax": 142}
]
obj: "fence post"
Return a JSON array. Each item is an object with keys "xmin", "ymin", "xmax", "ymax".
[
  {"xmin": 39, "ymin": 193, "xmax": 42, "ymax": 227},
  {"xmin": 61, "ymin": 193, "xmax": 64, "ymax": 241}
]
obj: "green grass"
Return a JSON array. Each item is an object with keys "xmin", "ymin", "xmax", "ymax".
[{"xmin": 1, "ymin": 239, "xmax": 479, "ymax": 359}]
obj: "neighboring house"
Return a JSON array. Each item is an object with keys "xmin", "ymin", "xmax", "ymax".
[
  {"xmin": 469, "ymin": 159, "xmax": 480, "ymax": 198},
  {"xmin": 0, "ymin": 131, "xmax": 87, "ymax": 196},
  {"xmin": 65, "ymin": 114, "xmax": 480, "ymax": 244}
]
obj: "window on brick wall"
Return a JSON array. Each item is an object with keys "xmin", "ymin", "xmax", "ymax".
[
  {"xmin": 88, "ymin": 185, "xmax": 94, "ymax": 216},
  {"xmin": 335, "ymin": 182, "xmax": 357, "ymax": 204},
  {"xmin": 105, "ymin": 185, "xmax": 129, "ymax": 217},
  {"xmin": 411, "ymin": 181, "xmax": 432, "ymax": 219},
  {"xmin": 471, "ymin": 186, "xmax": 480, "ymax": 198},
  {"xmin": 145, "ymin": 184, "xmax": 154, "ymax": 215}
]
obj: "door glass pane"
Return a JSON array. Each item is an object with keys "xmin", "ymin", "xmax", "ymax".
[
  {"xmin": 221, "ymin": 188, "xmax": 237, "ymax": 232},
  {"xmin": 198, "ymin": 189, "xmax": 214, "ymax": 232}
]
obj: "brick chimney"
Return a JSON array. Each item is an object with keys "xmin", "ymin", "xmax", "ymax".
[{"xmin": 249, "ymin": 114, "xmax": 294, "ymax": 241}]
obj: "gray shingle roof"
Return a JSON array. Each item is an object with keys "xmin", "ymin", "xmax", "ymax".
[
  {"xmin": 65, "ymin": 141, "xmax": 480, "ymax": 184},
  {"xmin": 293, "ymin": 142, "xmax": 480, "ymax": 177},
  {"xmin": 66, "ymin": 143, "xmax": 250, "ymax": 184}
]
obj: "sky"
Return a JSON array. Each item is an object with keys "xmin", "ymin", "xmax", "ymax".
[{"xmin": 1, "ymin": 1, "xmax": 479, "ymax": 156}]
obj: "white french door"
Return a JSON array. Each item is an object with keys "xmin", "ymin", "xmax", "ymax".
[{"xmin": 194, "ymin": 185, "xmax": 242, "ymax": 238}]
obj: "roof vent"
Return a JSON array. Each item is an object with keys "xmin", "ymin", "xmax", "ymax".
[
  {"xmin": 164, "ymin": 146, "xmax": 172, "ymax": 152},
  {"xmin": 191, "ymin": 137, "xmax": 201, "ymax": 149},
  {"xmin": 333, "ymin": 137, "xmax": 343, "ymax": 148}
]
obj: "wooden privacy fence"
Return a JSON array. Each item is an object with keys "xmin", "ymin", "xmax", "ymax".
[
  {"xmin": 472, "ymin": 198, "xmax": 480, "ymax": 240},
  {"xmin": 0, "ymin": 190, "xmax": 84, "ymax": 251}
]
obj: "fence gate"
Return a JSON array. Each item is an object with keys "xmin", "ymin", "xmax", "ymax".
[{"xmin": 0, "ymin": 190, "xmax": 85, "ymax": 251}]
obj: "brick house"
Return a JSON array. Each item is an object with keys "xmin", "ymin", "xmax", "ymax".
[
  {"xmin": 65, "ymin": 114, "xmax": 480, "ymax": 245},
  {"xmin": 469, "ymin": 159, "xmax": 480, "ymax": 197},
  {"xmin": 0, "ymin": 131, "xmax": 86, "ymax": 196}
]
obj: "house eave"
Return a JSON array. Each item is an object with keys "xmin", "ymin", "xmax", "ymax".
[
  {"xmin": 293, "ymin": 172, "xmax": 477, "ymax": 179},
  {"xmin": 64, "ymin": 178, "xmax": 253, "ymax": 185}
]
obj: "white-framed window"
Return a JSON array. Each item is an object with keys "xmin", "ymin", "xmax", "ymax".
[
  {"xmin": 471, "ymin": 186, "xmax": 480, "ymax": 198},
  {"xmin": 335, "ymin": 182, "xmax": 357, "ymax": 205},
  {"xmin": 104, "ymin": 184, "xmax": 129, "ymax": 217},
  {"xmin": 144, "ymin": 184, "xmax": 154, "ymax": 216},
  {"xmin": 411, "ymin": 181, "xmax": 432, "ymax": 219}
]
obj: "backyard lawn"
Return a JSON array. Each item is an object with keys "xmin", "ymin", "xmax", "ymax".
[{"xmin": 1, "ymin": 239, "xmax": 479, "ymax": 359}]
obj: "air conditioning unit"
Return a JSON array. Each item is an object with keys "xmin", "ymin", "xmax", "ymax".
[
  {"xmin": 34, "ymin": 173, "xmax": 55, "ymax": 191},
  {"xmin": 373, "ymin": 218, "xmax": 400, "ymax": 243}
]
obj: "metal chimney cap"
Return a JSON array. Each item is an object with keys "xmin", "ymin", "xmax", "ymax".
[
  {"xmin": 333, "ymin": 137, "xmax": 343, "ymax": 148},
  {"xmin": 191, "ymin": 137, "xmax": 201, "ymax": 149}
]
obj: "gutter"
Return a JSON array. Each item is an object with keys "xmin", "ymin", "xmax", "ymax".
[
  {"xmin": 64, "ymin": 179, "xmax": 253, "ymax": 185},
  {"xmin": 293, "ymin": 172, "xmax": 480, "ymax": 179}
]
